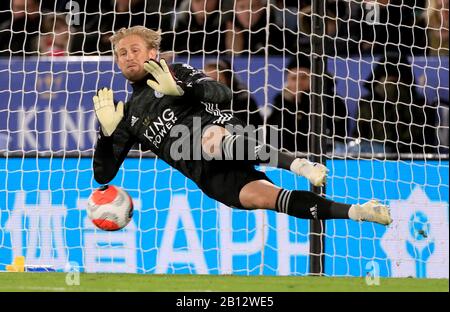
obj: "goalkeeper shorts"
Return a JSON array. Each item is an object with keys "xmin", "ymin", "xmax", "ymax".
[{"xmin": 198, "ymin": 160, "xmax": 273, "ymax": 209}]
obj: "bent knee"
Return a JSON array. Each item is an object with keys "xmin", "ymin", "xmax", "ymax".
[{"xmin": 239, "ymin": 180, "xmax": 279, "ymax": 210}]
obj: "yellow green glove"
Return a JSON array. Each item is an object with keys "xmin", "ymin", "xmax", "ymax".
[
  {"xmin": 93, "ymin": 88, "xmax": 124, "ymax": 136},
  {"xmin": 144, "ymin": 59, "xmax": 184, "ymax": 96}
]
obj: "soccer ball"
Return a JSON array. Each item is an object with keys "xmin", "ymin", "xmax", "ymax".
[{"xmin": 87, "ymin": 185, "xmax": 134, "ymax": 231}]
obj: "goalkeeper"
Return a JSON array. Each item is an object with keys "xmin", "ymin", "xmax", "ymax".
[{"xmin": 93, "ymin": 26, "xmax": 392, "ymax": 225}]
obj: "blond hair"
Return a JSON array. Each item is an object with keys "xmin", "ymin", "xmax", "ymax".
[{"xmin": 110, "ymin": 26, "xmax": 161, "ymax": 54}]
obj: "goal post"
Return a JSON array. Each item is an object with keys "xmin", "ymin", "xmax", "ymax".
[
  {"xmin": 0, "ymin": 0, "xmax": 448, "ymax": 278},
  {"xmin": 310, "ymin": 0, "xmax": 327, "ymax": 276}
]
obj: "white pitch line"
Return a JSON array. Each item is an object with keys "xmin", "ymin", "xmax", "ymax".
[{"xmin": 0, "ymin": 286, "xmax": 68, "ymax": 291}]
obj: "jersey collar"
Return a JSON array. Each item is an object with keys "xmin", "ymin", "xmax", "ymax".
[{"xmin": 130, "ymin": 73, "xmax": 153, "ymax": 91}]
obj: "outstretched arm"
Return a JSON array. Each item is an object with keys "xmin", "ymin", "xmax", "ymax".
[
  {"xmin": 93, "ymin": 127, "xmax": 135, "ymax": 184},
  {"xmin": 92, "ymin": 88, "xmax": 136, "ymax": 184},
  {"xmin": 144, "ymin": 59, "xmax": 232, "ymax": 106}
]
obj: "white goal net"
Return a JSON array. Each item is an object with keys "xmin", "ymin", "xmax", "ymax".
[{"xmin": 0, "ymin": 0, "xmax": 448, "ymax": 278}]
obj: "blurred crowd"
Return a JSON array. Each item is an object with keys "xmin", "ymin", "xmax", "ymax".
[
  {"xmin": 0, "ymin": 0, "xmax": 448, "ymax": 57},
  {"xmin": 0, "ymin": 0, "xmax": 448, "ymax": 155}
]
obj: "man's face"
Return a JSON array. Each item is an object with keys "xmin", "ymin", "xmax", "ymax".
[
  {"xmin": 192, "ymin": 0, "xmax": 218, "ymax": 13},
  {"xmin": 204, "ymin": 64, "xmax": 229, "ymax": 85},
  {"xmin": 204, "ymin": 65, "xmax": 219, "ymax": 81},
  {"xmin": 235, "ymin": 0, "xmax": 264, "ymax": 29},
  {"xmin": 191, "ymin": 0, "xmax": 218, "ymax": 24},
  {"xmin": 115, "ymin": 34, "xmax": 157, "ymax": 82},
  {"xmin": 286, "ymin": 67, "xmax": 310, "ymax": 94},
  {"xmin": 13, "ymin": 0, "xmax": 38, "ymax": 20}
]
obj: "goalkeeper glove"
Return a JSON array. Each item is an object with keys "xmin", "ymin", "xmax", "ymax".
[
  {"xmin": 290, "ymin": 158, "xmax": 329, "ymax": 187},
  {"xmin": 93, "ymin": 88, "xmax": 124, "ymax": 137},
  {"xmin": 143, "ymin": 59, "xmax": 185, "ymax": 96}
]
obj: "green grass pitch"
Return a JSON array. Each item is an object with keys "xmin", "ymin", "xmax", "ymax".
[{"xmin": 0, "ymin": 273, "xmax": 447, "ymax": 292}]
